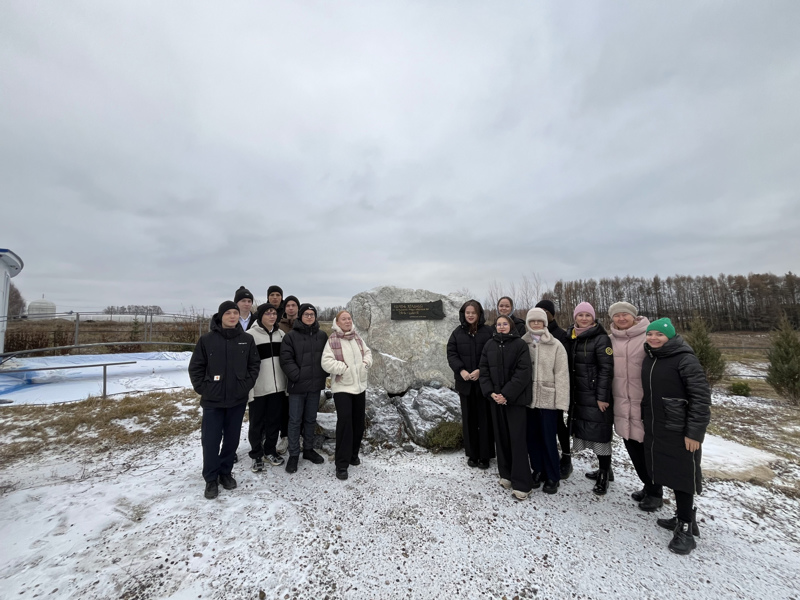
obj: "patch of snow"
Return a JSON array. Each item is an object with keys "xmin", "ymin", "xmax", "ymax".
[
  {"xmin": 0, "ymin": 432, "xmax": 798, "ymax": 599},
  {"xmin": 702, "ymin": 434, "xmax": 778, "ymax": 482},
  {"xmin": 379, "ymin": 352, "xmax": 407, "ymax": 363},
  {"xmin": 110, "ymin": 417, "xmax": 149, "ymax": 433},
  {"xmin": 726, "ymin": 361, "xmax": 769, "ymax": 378}
]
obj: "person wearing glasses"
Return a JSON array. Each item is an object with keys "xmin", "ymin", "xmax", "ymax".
[
  {"xmin": 280, "ymin": 303, "xmax": 329, "ymax": 474},
  {"xmin": 479, "ymin": 315, "xmax": 533, "ymax": 500}
]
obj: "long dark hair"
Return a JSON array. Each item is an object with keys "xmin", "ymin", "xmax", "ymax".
[{"xmin": 464, "ymin": 300, "xmax": 482, "ymax": 335}]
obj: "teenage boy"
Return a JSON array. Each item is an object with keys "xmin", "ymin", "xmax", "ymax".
[
  {"xmin": 234, "ymin": 286, "xmax": 256, "ymax": 331},
  {"xmin": 267, "ymin": 285, "xmax": 284, "ymax": 313},
  {"xmin": 276, "ymin": 294, "xmax": 300, "ymax": 454},
  {"xmin": 189, "ymin": 301, "xmax": 260, "ymax": 499},
  {"xmin": 280, "ymin": 303, "xmax": 329, "ymax": 473}
]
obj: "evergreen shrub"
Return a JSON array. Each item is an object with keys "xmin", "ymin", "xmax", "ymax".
[
  {"xmin": 426, "ymin": 421, "xmax": 463, "ymax": 449},
  {"xmin": 767, "ymin": 315, "xmax": 800, "ymax": 406},
  {"xmin": 729, "ymin": 380, "xmax": 751, "ymax": 397},
  {"xmin": 684, "ymin": 317, "xmax": 726, "ymax": 387}
]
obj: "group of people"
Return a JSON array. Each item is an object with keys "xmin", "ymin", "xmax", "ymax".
[
  {"xmin": 447, "ymin": 296, "xmax": 711, "ymax": 556},
  {"xmin": 187, "ymin": 285, "xmax": 373, "ymax": 496},
  {"xmin": 188, "ymin": 286, "xmax": 711, "ymax": 556}
]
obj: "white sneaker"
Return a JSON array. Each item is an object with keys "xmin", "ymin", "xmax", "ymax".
[
  {"xmin": 276, "ymin": 437, "xmax": 289, "ymax": 455},
  {"xmin": 265, "ymin": 453, "xmax": 285, "ymax": 467},
  {"xmin": 512, "ymin": 489, "xmax": 529, "ymax": 500},
  {"xmin": 499, "ymin": 478, "xmax": 512, "ymax": 489}
]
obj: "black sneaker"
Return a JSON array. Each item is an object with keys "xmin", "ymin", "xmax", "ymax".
[
  {"xmin": 265, "ymin": 453, "xmax": 285, "ymax": 467},
  {"xmin": 531, "ymin": 471, "xmax": 544, "ymax": 489},
  {"xmin": 542, "ymin": 479, "xmax": 560, "ymax": 494},
  {"xmin": 631, "ymin": 487, "xmax": 647, "ymax": 502},
  {"xmin": 478, "ymin": 460, "xmax": 490, "ymax": 470},
  {"xmin": 349, "ymin": 456, "xmax": 361, "ymax": 466},
  {"xmin": 303, "ymin": 449, "xmax": 324, "ymax": 464},
  {"xmin": 467, "ymin": 458, "xmax": 479, "ymax": 468},
  {"xmin": 336, "ymin": 468, "xmax": 348, "ymax": 480},
  {"xmin": 559, "ymin": 454, "xmax": 573, "ymax": 480},
  {"xmin": 219, "ymin": 473, "xmax": 237, "ymax": 490},
  {"xmin": 639, "ymin": 495, "xmax": 664, "ymax": 512},
  {"xmin": 204, "ymin": 480, "xmax": 219, "ymax": 499},
  {"xmin": 251, "ymin": 457, "xmax": 265, "ymax": 473},
  {"xmin": 285, "ymin": 455, "xmax": 299, "ymax": 474}
]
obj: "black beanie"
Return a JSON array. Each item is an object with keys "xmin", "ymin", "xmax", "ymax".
[
  {"xmin": 256, "ymin": 302, "xmax": 279, "ymax": 325},
  {"xmin": 535, "ymin": 299, "xmax": 556, "ymax": 317},
  {"xmin": 234, "ymin": 286, "xmax": 254, "ymax": 303},
  {"xmin": 298, "ymin": 303, "xmax": 317, "ymax": 319},
  {"xmin": 267, "ymin": 285, "xmax": 283, "ymax": 297},
  {"xmin": 218, "ymin": 300, "xmax": 239, "ymax": 316},
  {"xmin": 283, "ymin": 294, "xmax": 300, "ymax": 309}
]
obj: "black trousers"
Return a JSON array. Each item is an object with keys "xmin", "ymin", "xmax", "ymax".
[
  {"xmin": 460, "ymin": 386, "xmax": 495, "ymax": 462},
  {"xmin": 279, "ymin": 393, "xmax": 290, "ymax": 438},
  {"xmin": 674, "ymin": 489, "xmax": 694, "ymax": 522},
  {"xmin": 526, "ymin": 408, "xmax": 560, "ymax": 482},
  {"xmin": 491, "ymin": 402, "xmax": 534, "ymax": 493},
  {"xmin": 624, "ymin": 438, "xmax": 663, "ymax": 498},
  {"xmin": 557, "ymin": 409, "xmax": 570, "ymax": 455},
  {"xmin": 248, "ymin": 392, "xmax": 285, "ymax": 458},
  {"xmin": 334, "ymin": 391, "xmax": 366, "ymax": 470},
  {"xmin": 201, "ymin": 402, "xmax": 247, "ymax": 482}
]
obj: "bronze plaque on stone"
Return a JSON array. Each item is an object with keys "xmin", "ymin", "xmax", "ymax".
[{"xmin": 391, "ymin": 300, "xmax": 446, "ymax": 320}]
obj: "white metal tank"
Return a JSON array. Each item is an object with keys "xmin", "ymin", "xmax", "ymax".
[{"xmin": 1, "ymin": 248, "xmax": 24, "ymax": 354}]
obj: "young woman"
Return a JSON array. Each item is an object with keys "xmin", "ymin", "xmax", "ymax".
[
  {"xmin": 642, "ymin": 318, "xmax": 711, "ymax": 555},
  {"xmin": 245, "ymin": 304, "xmax": 287, "ymax": 470},
  {"xmin": 496, "ymin": 296, "xmax": 526, "ymax": 337},
  {"xmin": 564, "ymin": 302, "xmax": 615, "ymax": 495},
  {"xmin": 322, "ymin": 310, "xmax": 373, "ymax": 480},
  {"xmin": 479, "ymin": 315, "xmax": 533, "ymax": 500},
  {"xmin": 447, "ymin": 300, "xmax": 495, "ymax": 469},
  {"xmin": 607, "ymin": 301, "xmax": 659, "ymax": 511},
  {"xmin": 521, "ymin": 307, "xmax": 570, "ymax": 494}
]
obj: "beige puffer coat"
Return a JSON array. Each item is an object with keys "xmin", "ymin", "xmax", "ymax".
[
  {"xmin": 521, "ymin": 325, "xmax": 570, "ymax": 412},
  {"xmin": 321, "ymin": 321, "xmax": 373, "ymax": 395},
  {"xmin": 609, "ymin": 316, "xmax": 650, "ymax": 442}
]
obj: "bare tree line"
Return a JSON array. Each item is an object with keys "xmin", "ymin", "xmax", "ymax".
[{"xmin": 480, "ymin": 272, "xmax": 800, "ymax": 331}]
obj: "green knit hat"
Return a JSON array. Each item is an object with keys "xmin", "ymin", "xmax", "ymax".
[{"xmin": 647, "ymin": 317, "xmax": 676, "ymax": 339}]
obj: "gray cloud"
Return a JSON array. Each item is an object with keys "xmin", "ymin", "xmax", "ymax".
[{"xmin": 1, "ymin": 1, "xmax": 798, "ymax": 315}]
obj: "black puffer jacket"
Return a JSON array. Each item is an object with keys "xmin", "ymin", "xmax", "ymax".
[
  {"xmin": 280, "ymin": 319, "xmax": 329, "ymax": 393},
  {"xmin": 564, "ymin": 323, "xmax": 614, "ymax": 443},
  {"xmin": 478, "ymin": 331, "xmax": 532, "ymax": 406},
  {"xmin": 547, "ymin": 319, "xmax": 569, "ymax": 345},
  {"xmin": 189, "ymin": 314, "xmax": 261, "ymax": 409},
  {"xmin": 642, "ymin": 335, "xmax": 711, "ymax": 495},
  {"xmin": 447, "ymin": 301, "xmax": 494, "ymax": 396}
]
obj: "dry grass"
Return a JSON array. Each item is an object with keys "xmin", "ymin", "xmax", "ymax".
[{"xmin": 0, "ymin": 389, "xmax": 201, "ymax": 466}]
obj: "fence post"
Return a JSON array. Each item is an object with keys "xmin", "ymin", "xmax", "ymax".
[
  {"xmin": 103, "ymin": 364, "xmax": 107, "ymax": 398},
  {"xmin": 74, "ymin": 313, "xmax": 80, "ymax": 349}
]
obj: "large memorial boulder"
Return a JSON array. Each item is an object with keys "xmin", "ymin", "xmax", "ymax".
[{"xmin": 346, "ymin": 286, "xmax": 468, "ymax": 395}]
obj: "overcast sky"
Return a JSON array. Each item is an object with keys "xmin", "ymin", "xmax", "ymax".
[{"xmin": 2, "ymin": 1, "xmax": 799, "ymax": 314}]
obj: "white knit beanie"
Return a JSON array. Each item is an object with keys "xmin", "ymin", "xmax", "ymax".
[
  {"xmin": 608, "ymin": 301, "xmax": 638, "ymax": 318},
  {"xmin": 526, "ymin": 307, "xmax": 549, "ymax": 330}
]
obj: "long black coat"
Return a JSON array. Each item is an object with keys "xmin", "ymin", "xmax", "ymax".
[
  {"xmin": 642, "ymin": 335, "xmax": 711, "ymax": 495},
  {"xmin": 280, "ymin": 319, "xmax": 329, "ymax": 393},
  {"xmin": 564, "ymin": 323, "xmax": 614, "ymax": 443},
  {"xmin": 479, "ymin": 332, "xmax": 532, "ymax": 406},
  {"xmin": 447, "ymin": 302, "xmax": 494, "ymax": 396},
  {"xmin": 189, "ymin": 314, "xmax": 261, "ymax": 409}
]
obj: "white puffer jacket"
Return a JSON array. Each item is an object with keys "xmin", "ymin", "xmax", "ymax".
[
  {"xmin": 246, "ymin": 321, "xmax": 287, "ymax": 400},
  {"xmin": 321, "ymin": 321, "xmax": 373, "ymax": 395}
]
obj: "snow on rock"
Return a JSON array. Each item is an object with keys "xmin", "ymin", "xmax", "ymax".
[
  {"xmin": 315, "ymin": 412, "xmax": 338, "ymax": 438},
  {"xmin": 395, "ymin": 386, "xmax": 462, "ymax": 446},
  {"xmin": 0, "ymin": 431, "xmax": 798, "ymax": 599},
  {"xmin": 703, "ymin": 434, "xmax": 778, "ymax": 483}
]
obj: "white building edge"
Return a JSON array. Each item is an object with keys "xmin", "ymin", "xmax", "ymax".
[{"xmin": 1, "ymin": 248, "xmax": 24, "ymax": 354}]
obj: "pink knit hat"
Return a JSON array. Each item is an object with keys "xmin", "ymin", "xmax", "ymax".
[{"xmin": 573, "ymin": 302, "xmax": 596, "ymax": 320}]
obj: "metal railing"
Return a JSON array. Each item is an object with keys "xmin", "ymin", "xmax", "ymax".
[
  {"xmin": 0, "ymin": 361, "xmax": 137, "ymax": 399},
  {"xmin": 0, "ymin": 341, "xmax": 195, "ymax": 365}
]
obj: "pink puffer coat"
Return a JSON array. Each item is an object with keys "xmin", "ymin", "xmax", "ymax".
[{"xmin": 609, "ymin": 316, "xmax": 650, "ymax": 442}]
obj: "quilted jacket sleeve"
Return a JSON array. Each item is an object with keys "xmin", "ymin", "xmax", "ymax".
[{"xmin": 679, "ymin": 353, "xmax": 712, "ymax": 443}]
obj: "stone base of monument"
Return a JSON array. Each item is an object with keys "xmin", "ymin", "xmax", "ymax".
[{"xmin": 313, "ymin": 385, "xmax": 463, "ymax": 451}]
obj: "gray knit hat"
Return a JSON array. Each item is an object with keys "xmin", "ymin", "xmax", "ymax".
[{"xmin": 608, "ymin": 301, "xmax": 638, "ymax": 318}]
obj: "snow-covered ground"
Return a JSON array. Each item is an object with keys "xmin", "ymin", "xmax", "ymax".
[
  {"xmin": 1, "ymin": 428, "xmax": 798, "ymax": 600},
  {"xmin": 0, "ymin": 352, "xmax": 192, "ymax": 405}
]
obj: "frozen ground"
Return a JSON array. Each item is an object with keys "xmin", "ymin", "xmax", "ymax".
[
  {"xmin": 1, "ymin": 428, "xmax": 798, "ymax": 600},
  {"xmin": 0, "ymin": 352, "xmax": 192, "ymax": 405}
]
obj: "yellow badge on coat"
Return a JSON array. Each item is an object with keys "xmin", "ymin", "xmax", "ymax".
[{"xmin": 605, "ymin": 347, "xmax": 613, "ymax": 355}]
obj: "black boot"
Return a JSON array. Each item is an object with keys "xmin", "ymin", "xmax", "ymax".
[
  {"xmin": 638, "ymin": 495, "xmax": 664, "ymax": 512},
  {"xmin": 336, "ymin": 468, "xmax": 348, "ymax": 480},
  {"xmin": 631, "ymin": 487, "xmax": 647, "ymax": 502},
  {"xmin": 531, "ymin": 471, "xmax": 544, "ymax": 489},
  {"xmin": 585, "ymin": 466, "xmax": 614, "ymax": 482},
  {"xmin": 559, "ymin": 454, "xmax": 573, "ymax": 480},
  {"xmin": 668, "ymin": 520, "xmax": 697, "ymax": 555},
  {"xmin": 592, "ymin": 469, "xmax": 609, "ymax": 496},
  {"xmin": 204, "ymin": 480, "xmax": 219, "ymax": 500},
  {"xmin": 657, "ymin": 508, "xmax": 700, "ymax": 536},
  {"xmin": 303, "ymin": 449, "xmax": 325, "ymax": 464},
  {"xmin": 285, "ymin": 455, "xmax": 299, "ymax": 474}
]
